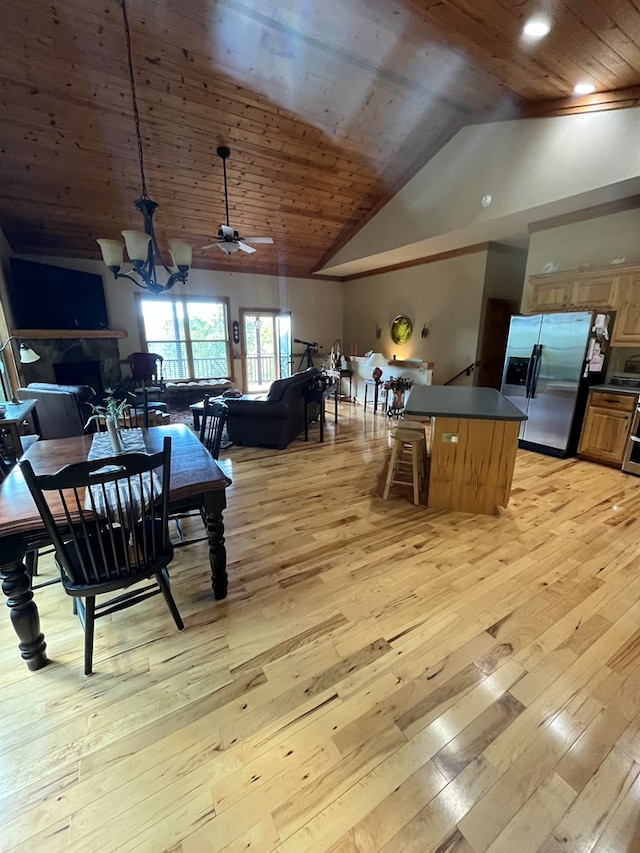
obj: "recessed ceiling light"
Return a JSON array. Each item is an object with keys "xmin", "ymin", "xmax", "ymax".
[
  {"xmin": 523, "ymin": 18, "xmax": 551, "ymax": 38},
  {"xmin": 574, "ymin": 82, "xmax": 596, "ymax": 95}
]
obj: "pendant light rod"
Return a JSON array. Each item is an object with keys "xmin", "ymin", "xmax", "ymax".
[
  {"xmin": 96, "ymin": 0, "xmax": 192, "ymax": 294},
  {"xmin": 217, "ymin": 146, "xmax": 231, "ymax": 227},
  {"xmin": 122, "ymin": 0, "xmax": 148, "ymax": 200}
]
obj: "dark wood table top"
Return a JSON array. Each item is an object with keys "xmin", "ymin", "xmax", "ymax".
[{"xmin": 0, "ymin": 424, "xmax": 231, "ymax": 537}]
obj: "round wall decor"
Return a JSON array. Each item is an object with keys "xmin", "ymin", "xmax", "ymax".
[{"xmin": 390, "ymin": 315, "xmax": 413, "ymax": 345}]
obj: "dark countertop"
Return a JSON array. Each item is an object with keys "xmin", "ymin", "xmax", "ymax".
[
  {"xmin": 591, "ymin": 384, "xmax": 640, "ymax": 396},
  {"xmin": 405, "ymin": 386, "xmax": 527, "ymax": 421}
]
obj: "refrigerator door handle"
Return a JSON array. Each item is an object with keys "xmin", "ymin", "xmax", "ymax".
[
  {"xmin": 524, "ymin": 347, "xmax": 537, "ymax": 398},
  {"xmin": 530, "ymin": 344, "xmax": 543, "ymax": 398}
]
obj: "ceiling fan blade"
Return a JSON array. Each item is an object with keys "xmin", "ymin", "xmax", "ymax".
[
  {"xmin": 201, "ymin": 243, "xmax": 217, "ymax": 250},
  {"xmin": 238, "ymin": 241, "xmax": 257, "ymax": 254},
  {"xmin": 244, "ymin": 236, "xmax": 274, "ymax": 244}
]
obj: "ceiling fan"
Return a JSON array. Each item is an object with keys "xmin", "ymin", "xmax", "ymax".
[{"xmin": 202, "ymin": 146, "xmax": 274, "ymax": 255}]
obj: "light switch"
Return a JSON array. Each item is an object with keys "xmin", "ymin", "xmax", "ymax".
[{"xmin": 442, "ymin": 433, "xmax": 459, "ymax": 443}]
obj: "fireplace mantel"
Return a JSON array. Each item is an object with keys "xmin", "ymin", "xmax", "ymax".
[{"xmin": 11, "ymin": 328, "xmax": 127, "ymax": 339}]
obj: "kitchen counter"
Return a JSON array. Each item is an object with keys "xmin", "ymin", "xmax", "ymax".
[
  {"xmin": 591, "ymin": 384, "xmax": 640, "ymax": 396},
  {"xmin": 405, "ymin": 386, "xmax": 527, "ymax": 421},
  {"xmin": 404, "ymin": 385, "xmax": 523, "ymax": 515}
]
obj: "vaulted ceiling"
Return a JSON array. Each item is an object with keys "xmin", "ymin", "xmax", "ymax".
[{"xmin": 1, "ymin": 0, "xmax": 639, "ymax": 279}]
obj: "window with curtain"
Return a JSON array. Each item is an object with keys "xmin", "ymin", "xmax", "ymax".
[{"xmin": 138, "ymin": 297, "xmax": 232, "ymax": 380}]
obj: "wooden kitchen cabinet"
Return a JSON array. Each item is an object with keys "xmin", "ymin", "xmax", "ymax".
[
  {"xmin": 526, "ymin": 267, "xmax": 622, "ymax": 314},
  {"xmin": 578, "ymin": 389, "xmax": 636, "ymax": 466},
  {"xmin": 528, "ymin": 279, "xmax": 573, "ymax": 312},
  {"xmin": 610, "ymin": 271, "xmax": 640, "ymax": 346}
]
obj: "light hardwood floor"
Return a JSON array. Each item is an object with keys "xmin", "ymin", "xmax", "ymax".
[{"xmin": 2, "ymin": 404, "xmax": 640, "ymax": 852}]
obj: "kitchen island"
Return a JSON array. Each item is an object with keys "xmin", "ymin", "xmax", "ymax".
[{"xmin": 404, "ymin": 386, "xmax": 527, "ymax": 515}]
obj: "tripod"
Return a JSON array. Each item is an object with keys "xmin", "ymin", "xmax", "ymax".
[
  {"xmin": 294, "ymin": 338, "xmax": 321, "ymax": 372},
  {"xmin": 297, "ymin": 345, "xmax": 316, "ymax": 372}
]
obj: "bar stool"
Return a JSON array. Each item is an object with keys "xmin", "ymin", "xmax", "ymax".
[
  {"xmin": 390, "ymin": 419, "xmax": 430, "ymax": 469},
  {"xmin": 383, "ymin": 427, "xmax": 428, "ymax": 506}
]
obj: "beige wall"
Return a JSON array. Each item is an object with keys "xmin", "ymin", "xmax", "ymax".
[
  {"xmin": 523, "ymin": 208, "xmax": 640, "ymax": 289},
  {"xmin": 342, "ymin": 251, "xmax": 488, "ymax": 388},
  {"xmin": 323, "ymin": 107, "xmax": 640, "ymax": 277}
]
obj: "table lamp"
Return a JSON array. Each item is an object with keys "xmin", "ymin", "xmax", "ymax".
[
  {"xmin": 365, "ymin": 351, "xmax": 388, "ymax": 382},
  {"xmin": 0, "ymin": 338, "xmax": 40, "ymax": 399},
  {"xmin": 0, "ymin": 337, "xmax": 40, "ymax": 364}
]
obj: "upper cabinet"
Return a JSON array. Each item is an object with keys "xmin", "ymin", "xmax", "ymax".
[
  {"xmin": 526, "ymin": 267, "xmax": 624, "ymax": 314},
  {"xmin": 526, "ymin": 264, "xmax": 640, "ymax": 345},
  {"xmin": 611, "ymin": 270, "xmax": 640, "ymax": 346}
]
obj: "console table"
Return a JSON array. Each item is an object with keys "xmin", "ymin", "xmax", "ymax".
[
  {"xmin": 326, "ymin": 368, "xmax": 354, "ymax": 403},
  {"xmin": 305, "ymin": 374, "xmax": 338, "ymax": 442},
  {"xmin": 363, "ymin": 379, "xmax": 382, "ymax": 413}
]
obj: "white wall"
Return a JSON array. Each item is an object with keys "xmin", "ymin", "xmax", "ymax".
[{"xmin": 343, "ymin": 250, "xmax": 488, "ymax": 387}]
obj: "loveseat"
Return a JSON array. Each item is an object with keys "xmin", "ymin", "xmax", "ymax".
[
  {"xmin": 16, "ymin": 383, "xmax": 96, "ymax": 439},
  {"xmin": 225, "ymin": 368, "xmax": 320, "ymax": 449},
  {"xmin": 163, "ymin": 378, "xmax": 234, "ymax": 406}
]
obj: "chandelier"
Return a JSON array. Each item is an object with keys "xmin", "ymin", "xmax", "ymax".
[{"xmin": 96, "ymin": 0, "xmax": 192, "ymax": 294}]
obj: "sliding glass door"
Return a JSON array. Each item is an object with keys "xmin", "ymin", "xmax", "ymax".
[{"xmin": 240, "ymin": 311, "xmax": 291, "ymax": 393}]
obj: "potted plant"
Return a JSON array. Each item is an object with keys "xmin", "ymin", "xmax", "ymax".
[
  {"xmin": 383, "ymin": 375, "xmax": 413, "ymax": 414},
  {"xmin": 85, "ymin": 389, "xmax": 133, "ymax": 453}
]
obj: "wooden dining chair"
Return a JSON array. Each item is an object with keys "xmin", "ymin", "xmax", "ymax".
[
  {"xmin": 199, "ymin": 398, "xmax": 228, "ymax": 458},
  {"xmin": 171, "ymin": 398, "xmax": 228, "ymax": 546},
  {"xmin": 19, "ymin": 436, "xmax": 184, "ymax": 675}
]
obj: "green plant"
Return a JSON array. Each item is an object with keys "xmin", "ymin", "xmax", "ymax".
[{"xmin": 84, "ymin": 389, "xmax": 133, "ymax": 429}]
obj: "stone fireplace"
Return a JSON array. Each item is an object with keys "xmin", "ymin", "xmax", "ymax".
[{"xmin": 18, "ymin": 333, "xmax": 124, "ymax": 394}]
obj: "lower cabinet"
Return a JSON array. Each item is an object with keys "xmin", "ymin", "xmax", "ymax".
[{"xmin": 578, "ymin": 389, "xmax": 636, "ymax": 467}]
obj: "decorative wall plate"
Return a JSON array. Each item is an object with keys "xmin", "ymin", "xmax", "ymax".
[{"xmin": 390, "ymin": 315, "xmax": 413, "ymax": 345}]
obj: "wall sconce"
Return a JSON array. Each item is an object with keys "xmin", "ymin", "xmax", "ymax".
[
  {"xmin": 421, "ymin": 325, "xmax": 429, "ymax": 339},
  {"xmin": 375, "ymin": 324, "xmax": 381, "ymax": 339}
]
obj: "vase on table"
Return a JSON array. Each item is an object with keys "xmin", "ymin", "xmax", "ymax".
[
  {"xmin": 390, "ymin": 388, "xmax": 405, "ymax": 410},
  {"xmin": 106, "ymin": 416, "xmax": 125, "ymax": 454}
]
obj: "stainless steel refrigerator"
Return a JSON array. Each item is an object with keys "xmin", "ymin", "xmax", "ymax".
[{"xmin": 500, "ymin": 311, "xmax": 612, "ymax": 456}]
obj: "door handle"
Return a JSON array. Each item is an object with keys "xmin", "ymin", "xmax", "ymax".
[
  {"xmin": 524, "ymin": 349, "xmax": 536, "ymax": 399},
  {"xmin": 530, "ymin": 345, "xmax": 543, "ymax": 399}
]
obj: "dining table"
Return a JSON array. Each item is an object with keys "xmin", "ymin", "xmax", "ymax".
[{"xmin": 0, "ymin": 423, "xmax": 232, "ymax": 671}]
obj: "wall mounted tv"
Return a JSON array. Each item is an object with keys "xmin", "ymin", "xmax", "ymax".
[{"xmin": 7, "ymin": 258, "xmax": 110, "ymax": 331}]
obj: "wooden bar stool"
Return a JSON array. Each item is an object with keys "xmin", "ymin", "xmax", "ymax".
[
  {"xmin": 383, "ymin": 427, "xmax": 427, "ymax": 506},
  {"xmin": 390, "ymin": 419, "xmax": 429, "ymax": 475}
]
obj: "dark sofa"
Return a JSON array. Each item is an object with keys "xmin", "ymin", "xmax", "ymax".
[{"xmin": 225, "ymin": 368, "xmax": 320, "ymax": 449}]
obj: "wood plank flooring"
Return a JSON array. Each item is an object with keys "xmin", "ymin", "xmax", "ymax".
[{"xmin": 2, "ymin": 404, "xmax": 640, "ymax": 851}]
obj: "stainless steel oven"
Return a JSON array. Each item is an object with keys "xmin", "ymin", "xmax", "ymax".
[{"xmin": 622, "ymin": 405, "xmax": 640, "ymax": 475}]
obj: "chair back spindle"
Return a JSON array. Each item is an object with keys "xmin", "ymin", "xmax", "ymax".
[
  {"xmin": 199, "ymin": 398, "xmax": 228, "ymax": 459},
  {"xmin": 19, "ymin": 436, "xmax": 182, "ymax": 674}
]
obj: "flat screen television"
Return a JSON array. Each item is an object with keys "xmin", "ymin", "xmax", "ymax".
[{"xmin": 7, "ymin": 258, "xmax": 110, "ymax": 330}]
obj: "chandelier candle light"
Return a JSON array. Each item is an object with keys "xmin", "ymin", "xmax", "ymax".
[{"xmin": 96, "ymin": 0, "xmax": 192, "ymax": 294}]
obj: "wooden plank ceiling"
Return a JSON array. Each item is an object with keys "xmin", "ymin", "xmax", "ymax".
[{"xmin": 0, "ymin": 0, "xmax": 639, "ymax": 280}]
